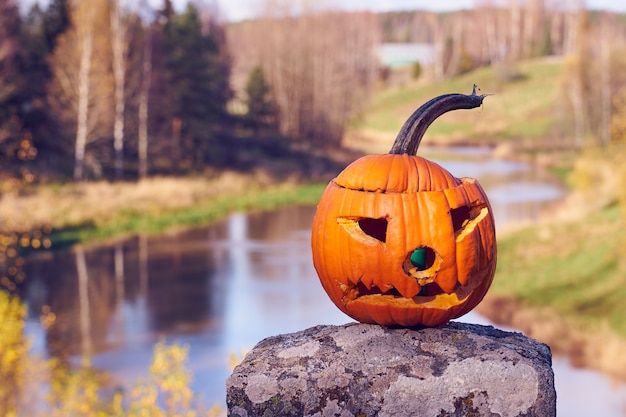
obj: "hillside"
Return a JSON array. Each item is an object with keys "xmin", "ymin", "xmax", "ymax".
[{"xmin": 347, "ymin": 58, "xmax": 565, "ymax": 153}]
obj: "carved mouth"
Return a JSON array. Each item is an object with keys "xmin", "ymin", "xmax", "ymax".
[
  {"xmin": 339, "ymin": 279, "xmax": 446, "ymax": 304},
  {"xmin": 339, "ymin": 245, "xmax": 449, "ymax": 303}
]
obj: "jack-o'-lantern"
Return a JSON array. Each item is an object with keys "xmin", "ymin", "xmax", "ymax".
[{"xmin": 311, "ymin": 86, "xmax": 496, "ymax": 327}]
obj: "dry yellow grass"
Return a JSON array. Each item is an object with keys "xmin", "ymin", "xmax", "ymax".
[{"xmin": 0, "ymin": 172, "xmax": 269, "ymax": 233}]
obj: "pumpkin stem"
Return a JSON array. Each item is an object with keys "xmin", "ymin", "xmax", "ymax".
[{"xmin": 389, "ymin": 84, "xmax": 488, "ymax": 155}]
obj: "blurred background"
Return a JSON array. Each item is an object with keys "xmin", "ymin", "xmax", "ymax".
[{"xmin": 2, "ymin": 0, "xmax": 626, "ymax": 415}]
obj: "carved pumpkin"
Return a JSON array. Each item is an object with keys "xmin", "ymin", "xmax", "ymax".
[{"xmin": 311, "ymin": 86, "xmax": 496, "ymax": 327}]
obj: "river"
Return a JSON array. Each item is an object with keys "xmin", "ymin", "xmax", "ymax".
[{"xmin": 20, "ymin": 147, "xmax": 626, "ymax": 415}]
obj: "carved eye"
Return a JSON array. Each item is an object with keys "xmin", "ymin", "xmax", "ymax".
[
  {"xmin": 358, "ymin": 218, "xmax": 388, "ymax": 243},
  {"xmin": 450, "ymin": 203, "xmax": 488, "ymax": 238},
  {"xmin": 338, "ymin": 217, "xmax": 388, "ymax": 245},
  {"xmin": 451, "ymin": 205, "xmax": 472, "ymax": 233}
]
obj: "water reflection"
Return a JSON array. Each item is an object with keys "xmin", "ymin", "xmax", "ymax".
[{"xmin": 22, "ymin": 206, "xmax": 349, "ymax": 405}]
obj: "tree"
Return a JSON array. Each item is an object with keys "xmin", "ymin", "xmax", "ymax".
[
  {"xmin": 245, "ymin": 65, "xmax": 276, "ymax": 133},
  {"xmin": 138, "ymin": 21, "xmax": 152, "ymax": 179},
  {"xmin": 47, "ymin": 0, "xmax": 113, "ymax": 180},
  {"xmin": 0, "ymin": 0, "xmax": 22, "ymax": 168},
  {"xmin": 110, "ymin": 0, "xmax": 131, "ymax": 180},
  {"xmin": 561, "ymin": 6, "xmax": 589, "ymax": 148},
  {"xmin": 42, "ymin": 0, "xmax": 71, "ymax": 53},
  {"xmin": 162, "ymin": 3, "xmax": 232, "ymax": 171},
  {"xmin": 227, "ymin": 4, "xmax": 379, "ymax": 148},
  {"xmin": 0, "ymin": 0, "xmax": 72, "ymax": 179}
]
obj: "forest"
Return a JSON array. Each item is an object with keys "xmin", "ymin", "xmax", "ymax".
[{"xmin": 1, "ymin": 0, "xmax": 626, "ymax": 187}]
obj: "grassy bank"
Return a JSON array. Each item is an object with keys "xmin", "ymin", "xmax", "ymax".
[
  {"xmin": 0, "ymin": 174, "xmax": 328, "ymax": 249},
  {"xmin": 486, "ymin": 144, "xmax": 626, "ymax": 335},
  {"xmin": 493, "ymin": 203, "xmax": 626, "ymax": 337}
]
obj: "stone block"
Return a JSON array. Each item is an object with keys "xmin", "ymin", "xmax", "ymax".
[{"xmin": 227, "ymin": 321, "xmax": 555, "ymax": 417}]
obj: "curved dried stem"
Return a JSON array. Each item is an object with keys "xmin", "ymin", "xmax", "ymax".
[{"xmin": 389, "ymin": 85, "xmax": 488, "ymax": 155}]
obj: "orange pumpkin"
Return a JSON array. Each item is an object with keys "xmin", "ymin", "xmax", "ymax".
[{"xmin": 311, "ymin": 86, "xmax": 496, "ymax": 327}]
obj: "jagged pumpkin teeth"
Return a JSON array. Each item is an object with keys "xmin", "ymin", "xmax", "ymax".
[{"xmin": 311, "ymin": 86, "xmax": 497, "ymax": 327}]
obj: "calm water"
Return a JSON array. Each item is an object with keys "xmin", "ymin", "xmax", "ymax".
[{"xmin": 20, "ymin": 149, "xmax": 626, "ymax": 415}]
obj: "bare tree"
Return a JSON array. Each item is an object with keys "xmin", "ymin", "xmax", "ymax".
[
  {"xmin": 567, "ymin": 10, "xmax": 587, "ymax": 147},
  {"xmin": 521, "ymin": 0, "xmax": 543, "ymax": 57},
  {"xmin": 547, "ymin": 2, "xmax": 565, "ymax": 55},
  {"xmin": 562, "ymin": 1, "xmax": 583, "ymax": 55},
  {"xmin": 227, "ymin": 2, "xmax": 379, "ymax": 148},
  {"xmin": 446, "ymin": 12, "xmax": 466, "ymax": 77},
  {"xmin": 431, "ymin": 14, "xmax": 447, "ymax": 80},
  {"xmin": 509, "ymin": 0, "xmax": 522, "ymax": 60},
  {"xmin": 599, "ymin": 12, "xmax": 614, "ymax": 146},
  {"xmin": 138, "ymin": 24, "xmax": 152, "ymax": 179},
  {"xmin": 474, "ymin": 1, "xmax": 502, "ymax": 65}
]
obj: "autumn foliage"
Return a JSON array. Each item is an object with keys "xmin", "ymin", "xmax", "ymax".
[{"xmin": 0, "ymin": 291, "xmax": 221, "ymax": 416}]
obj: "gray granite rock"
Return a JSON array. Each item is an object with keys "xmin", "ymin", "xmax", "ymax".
[{"xmin": 226, "ymin": 321, "xmax": 556, "ymax": 417}]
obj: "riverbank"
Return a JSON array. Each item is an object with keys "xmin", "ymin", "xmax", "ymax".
[{"xmin": 0, "ymin": 172, "xmax": 328, "ymax": 249}]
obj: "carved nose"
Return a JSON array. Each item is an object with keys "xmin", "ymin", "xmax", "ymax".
[
  {"xmin": 404, "ymin": 246, "xmax": 441, "ymax": 288},
  {"xmin": 409, "ymin": 247, "xmax": 436, "ymax": 271}
]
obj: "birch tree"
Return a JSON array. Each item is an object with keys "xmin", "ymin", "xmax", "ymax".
[
  {"xmin": 110, "ymin": 0, "xmax": 130, "ymax": 180},
  {"xmin": 522, "ymin": 0, "xmax": 544, "ymax": 58},
  {"xmin": 47, "ymin": 0, "xmax": 112, "ymax": 180},
  {"xmin": 73, "ymin": 1, "xmax": 95, "ymax": 181},
  {"xmin": 561, "ymin": 7, "xmax": 588, "ymax": 148},
  {"xmin": 138, "ymin": 23, "xmax": 152, "ymax": 179}
]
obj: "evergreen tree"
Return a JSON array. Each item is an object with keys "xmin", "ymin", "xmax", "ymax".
[
  {"xmin": 163, "ymin": 3, "xmax": 232, "ymax": 170},
  {"xmin": 42, "ymin": 0, "xmax": 70, "ymax": 53},
  {"xmin": 0, "ymin": 0, "xmax": 71, "ymax": 178},
  {"xmin": 159, "ymin": 0, "xmax": 174, "ymax": 23},
  {"xmin": 0, "ymin": 0, "xmax": 24, "ymax": 172},
  {"xmin": 18, "ymin": 0, "xmax": 70, "ymax": 174},
  {"xmin": 245, "ymin": 65, "xmax": 277, "ymax": 133},
  {"xmin": 21, "ymin": 5, "xmax": 57, "ymax": 135}
]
